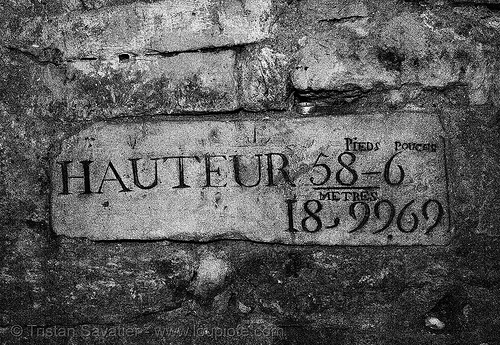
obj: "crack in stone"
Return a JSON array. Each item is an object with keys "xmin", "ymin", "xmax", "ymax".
[
  {"xmin": 318, "ymin": 15, "xmax": 367, "ymax": 24},
  {"xmin": 143, "ymin": 44, "xmax": 247, "ymax": 59},
  {"xmin": 5, "ymin": 46, "xmax": 63, "ymax": 66}
]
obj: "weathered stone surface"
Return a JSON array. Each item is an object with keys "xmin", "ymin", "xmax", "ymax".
[
  {"xmin": 3, "ymin": 0, "xmax": 500, "ymax": 343},
  {"xmin": 52, "ymin": 112, "xmax": 450, "ymax": 245},
  {"xmin": 289, "ymin": 8, "xmax": 500, "ymax": 107},
  {"xmin": 292, "ymin": 34, "xmax": 398, "ymax": 93},
  {"xmin": 452, "ymin": 0, "xmax": 500, "ymax": 3},
  {"xmin": 299, "ymin": 0, "xmax": 368, "ymax": 22},
  {"xmin": 0, "ymin": 48, "xmax": 57, "ymax": 223},
  {"xmin": 448, "ymin": 108, "xmax": 500, "ymax": 236},
  {"xmin": 2, "ymin": 0, "xmax": 272, "ymax": 60},
  {"xmin": 6, "ymin": 228, "xmax": 486, "ymax": 344},
  {"xmin": 68, "ymin": 50, "xmax": 238, "ymax": 116},
  {"xmin": 239, "ymin": 47, "xmax": 291, "ymax": 111},
  {"xmin": 379, "ymin": 11, "xmax": 500, "ymax": 105}
]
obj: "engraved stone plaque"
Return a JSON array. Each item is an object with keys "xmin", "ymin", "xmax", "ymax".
[{"xmin": 51, "ymin": 112, "xmax": 451, "ymax": 245}]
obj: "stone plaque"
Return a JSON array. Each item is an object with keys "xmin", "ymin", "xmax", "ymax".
[{"xmin": 51, "ymin": 112, "xmax": 451, "ymax": 245}]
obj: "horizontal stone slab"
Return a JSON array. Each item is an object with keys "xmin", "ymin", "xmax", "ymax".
[
  {"xmin": 6, "ymin": 0, "xmax": 271, "ymax": 60},
  {"xmin": 69, "ymin": 51, "xmax": 238, "ymax": 116},
  {"xmin": 51, "ymin": 112, "xmax": 451, "ymax": 245}
]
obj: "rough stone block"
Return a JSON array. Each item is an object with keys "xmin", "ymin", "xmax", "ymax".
[
  {"xmin": 291, "ymin": 35, "xmax": 398, "ymax": 93},
  {"xmin": 449, "ymin": 108, "xmax": 500, "ymax": 236},
  {"xmin": 239, "ymin": 47, "xmax": 290, "ymax": 111},
  {"xmin": 379, "ymin": 12, "xmax": 500, "ymax": 105},
  {"xmin": 69, "ymin": 50, "xmax": 238, "ymax": 116},
  {"xmin": 3, "ymin": 0, "xmax": 272, "ymax": 60},
  {"xmin": 51, "ymin": 112, "xmax": 450, "ymax": 245},
  {"xmin": 0, "ymin": 48, "xmax": 56, "ymax": 223}
]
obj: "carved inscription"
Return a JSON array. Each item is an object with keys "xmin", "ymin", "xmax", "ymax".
[{"xmin": 51, "ymin": 113, "xmax": 451, "ymax": 245}]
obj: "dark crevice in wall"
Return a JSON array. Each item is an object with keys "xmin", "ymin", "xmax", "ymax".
[
  {"xmin": 318, "ymin": 16, "xmax": 368, "ymax": 24},
  {"xmin": 102, "ymin": 106, "xmax": 294, "ymax": 121},
  {"xmin": 25, "ymin": 219, "xmax": 49, "ymax": 230},
  {"xmin": 64, "ymin": 234, "xmax": 454, "ymax": 250},
  {"xmin": 451, "ymin": 2, "xmax": 500, "ymax": 11},
  {"xmin": 118, "ymin": 53, "xmax": 133, "ymax": 63},
  {"xmin": 106, "ymin": 108, "xmax": 248, "ymax": 120},
  {"xmin": 424, "ymin": 288, "xmax": 468, "ymax": 334},
  {"xmin": 233, "ymin": 45, "xmax": 246, "ymax": 110},
  {"xmin": 125, "ymin": 304, "xmax": 185, "ymax": 322},
  {"xmin": 5, "ymin": 43, "xmax": 257, "ymax": 66},
  {"xmin": 294, "ymin": 81, "xmax": 475, "ymax": 112},
  {"xmin": 294, "ymin": 87, "xmax": 371, "ymax": 104},
  {"xmin": 377, "ymin": 48, "xmax": 406, "ymax": 72},
  {"xmin": 486, "ymin": 4, "xmax": 500, "ymax": 11},
  {"xmin": 143, "ymin": 44, "xmax": 248, "ymax": 59},
  {"xmin": 5, "ymin": 46, "xmax": 64, "ymax": 66}
]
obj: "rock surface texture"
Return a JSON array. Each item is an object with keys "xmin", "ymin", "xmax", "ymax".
[{"xmin": 1, "ymin": 0, "xmax": 500, "ymax": 344}]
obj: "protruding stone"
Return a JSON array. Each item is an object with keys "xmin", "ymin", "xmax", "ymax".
[
  {"xmin": 424, "ymin": 316, "xmax": 445, "ymax": 330},
  {"xmin": 238, "ymin": 301, "xmax": 252, "ymax": 313},
  {"xmin": 192, "ymin": 256, "xmax": 230, "ymax": 297}
]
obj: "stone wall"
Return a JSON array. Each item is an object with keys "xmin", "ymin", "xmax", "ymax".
[{"xmin": 1, "ymin": 0, "xmax": 500, "ymax": 344}]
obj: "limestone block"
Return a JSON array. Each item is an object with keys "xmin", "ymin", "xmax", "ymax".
[
  {"xmin": 68, "ymin": 50, "xmax": 238, "ymax": 116},
  {"xmin": 51, "ymin": 112, "xmax": 451, "ymax": 245},
  {"xmin": 2, "ymin": 0, "xmax": 272, "ymax": 60}
]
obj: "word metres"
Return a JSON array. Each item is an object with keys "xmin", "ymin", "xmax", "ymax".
[{"xmin": 51, "ymin": 112, "xmax": 451, "ymax": 245}]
